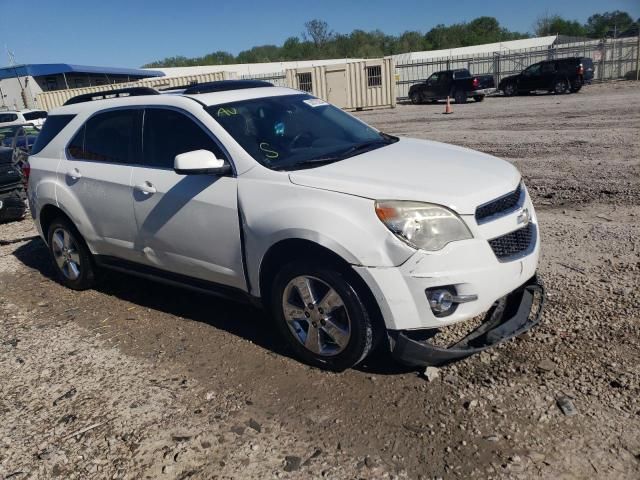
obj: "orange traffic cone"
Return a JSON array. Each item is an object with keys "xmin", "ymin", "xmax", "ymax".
[{"xmin": 443, "ymin": 96, "xmax": 453, "ymax": 114}]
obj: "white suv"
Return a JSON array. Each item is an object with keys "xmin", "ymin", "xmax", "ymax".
[
  {"xmin": 0, "ymin": 109, "xmax": 48, "ymax": 128},
  {"xmin": 27, "ymin": 81, "xmax": 544, "ymax": 371}
]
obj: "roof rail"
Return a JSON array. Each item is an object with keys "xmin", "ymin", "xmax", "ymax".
[
  {"xmin": 63, "ymin": 87, "xmax": 160, "ymax": 106},
  {"xmin": 183, "ymin": 79, "xmax": 273, "ymax": 95}
]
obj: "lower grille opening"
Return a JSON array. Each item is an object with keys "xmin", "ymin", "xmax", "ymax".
[{"xmin": 489, "ymin": 223, "xmax": 534, "ymax": 260}]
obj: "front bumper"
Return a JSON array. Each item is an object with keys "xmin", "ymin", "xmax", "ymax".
[{"xmin": 389, "ymin": 275, "xmax": 544, "ymax": 366}]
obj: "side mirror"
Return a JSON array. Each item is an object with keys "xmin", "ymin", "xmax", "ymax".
[{"xmin": 174, "ymin": 150, "xmax": 231, "ymax": 175}]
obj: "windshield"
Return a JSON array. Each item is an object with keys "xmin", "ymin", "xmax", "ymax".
[
  {"xmin": 207, "ymin": 94, "xmax": 397, "ymax": 170},
  {"xmin": 0, "ymin": 125, "xmax": 39, "ymax": 143}
]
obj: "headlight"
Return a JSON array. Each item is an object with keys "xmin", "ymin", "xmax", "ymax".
[{"xmin": 375, "ymin": 201, "xmax": 472, "ymax": 251}]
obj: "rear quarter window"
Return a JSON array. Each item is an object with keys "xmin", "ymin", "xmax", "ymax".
[
  {"xmin": 23, "ymin": 111, "xmax": 48, "ymax": 121},
  {"xmin": 30, "ymin": 114, "xmax": 75, "ymax": 155}
]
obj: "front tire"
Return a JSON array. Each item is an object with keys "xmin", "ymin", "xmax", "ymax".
[
  {"xmin": 503, "ymin": 83, "xmax": 517, "ymax": 96},
  {"xmin": 409, "ymin": 92, "xmax": 422, "ymax": 104},
  {"xmin": 473, "ymin": 95, "xmax": 485, "ymax": 102},
  {"xmin": 47, "ymin": 217, "xmax": 96, "ymax": 290},
  {"xmin": 271, "ymin": 262, "xmax": 375, "ymax": 371}
]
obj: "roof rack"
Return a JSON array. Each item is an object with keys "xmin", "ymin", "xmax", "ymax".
[
  {"xmin": 183, "ymin": 79, "xmax": 273, "ymax": 95},
  {"xmin": 63, "ymin": 87, "xmax": 160, "ymax": 106}
]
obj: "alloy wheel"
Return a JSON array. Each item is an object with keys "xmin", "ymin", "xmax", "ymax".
[
  {"xmin": 51, "ymin": 227, "xmax": 82, "ymax": 280},
  {"xmin": 281, "ymin": 275, "xmax": 351, "ymax": 356}
]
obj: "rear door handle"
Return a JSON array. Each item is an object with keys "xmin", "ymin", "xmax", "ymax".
[
  {"xmin": 134, "ymin": 181, "xmax": 156, "ymax": 195},
  {"xmin": 66, "ymin": 168, "xmax": 82, "ymax": 180}
]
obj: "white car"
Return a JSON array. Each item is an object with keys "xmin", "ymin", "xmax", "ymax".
[
  {"xmin": 27, "ymin": 81, "xmax": 544, "ymax": 371},
  {"xmin": 0, "ymin": 109, "xmax": 48, "ymax": 128}
]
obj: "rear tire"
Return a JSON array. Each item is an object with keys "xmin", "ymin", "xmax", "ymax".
[
  {"xmin": 473, "ymin": 95, "xmax": 485, "ymax": 102},
  {"xmin": 47, "ymin": 217, "xmax": 96, "ymax": 290},
  {"xmin": 453, "ymin": 90, "xmax": 467, "ymax": 104},
  {"xmin": 0, "ymin": 188, "xmax": 26, "ymax": 223},
  {"xmin": 553, "ymin": 79, "xmax": 568, "ymax": 94},
  {"xmin": 270, "ymin": 261, "xmax": 375, "ymax": 371}
]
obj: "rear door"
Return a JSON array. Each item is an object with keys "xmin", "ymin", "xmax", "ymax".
[
  {"xmin": 540, "ymin": 61, "xmax": 557, "ymax": 89},
  {"xmin": 59, "ymin": 108, "xmax": 141, "ymax": 261},
  {"xmin": 130, "ymin": 107, "xmax": 245, "ymax": 290}
]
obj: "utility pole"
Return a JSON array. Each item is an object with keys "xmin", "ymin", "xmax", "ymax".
[{"xmin": 636, "ymin": 28, "xmax": 640, "ymax": 81}]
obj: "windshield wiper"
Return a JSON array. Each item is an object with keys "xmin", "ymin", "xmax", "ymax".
[{"xmin": 278, "ymin": 138, "xmax": 396, "ymax": 171}]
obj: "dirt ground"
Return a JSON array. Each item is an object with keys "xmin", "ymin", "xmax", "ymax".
[{"xmin": 1, "ymin": 82, "xmax": 639, "ymax": 479}]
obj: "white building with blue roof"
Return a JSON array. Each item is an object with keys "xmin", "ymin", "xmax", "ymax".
[{"xmin": 0, "ymin": 63, "xmax": 164, "ymax": 110}]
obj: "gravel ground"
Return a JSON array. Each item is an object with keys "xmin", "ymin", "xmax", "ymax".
[{"xmin": 1, "ymin": 81, "xmax": 639, "ymax": 479}]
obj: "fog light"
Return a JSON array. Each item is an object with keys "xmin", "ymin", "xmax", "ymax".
[
  {"xmin": 428, "ymin": 289, "xmax": 455, "ymax": 314},
  {"xmin": 426, "ymin": 287, "xmax": 478, "ymax": 318}
]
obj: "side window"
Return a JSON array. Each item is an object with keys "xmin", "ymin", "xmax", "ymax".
[
  {"xmin": 0, "ymin": 113, "xmax": 18, "ymax": 123},
  {"xmin": 541, "ymin": 62, "xmax": 555, "ymax": 73},
  {"xmin": 68, "ymin": 109, "xmax": 141, "ymax": 163},
  {"xmin": 143, "ymin": 108, "xmax": 225, "ymax": 169},
  {"xmin": 23, "ymin": 111, "xmax": 48, "ymax": 121}
]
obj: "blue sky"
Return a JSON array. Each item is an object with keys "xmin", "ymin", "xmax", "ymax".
[{"xmin": 1, "ymin": 0, "xmax": 638, "ymax": 68}]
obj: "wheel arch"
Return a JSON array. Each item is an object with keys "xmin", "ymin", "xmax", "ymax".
[
  {"xmin": 39, "ymin": 204, "xmax": 72, "ymax": 244},
  {"xmin": 258, "ymin": 238, "xmax": 387, "ymax": 345}
]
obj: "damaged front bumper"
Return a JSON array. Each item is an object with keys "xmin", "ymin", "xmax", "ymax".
[{"xmin": 389, "ymin": 275, "xmax": 545, "ymax": 367}]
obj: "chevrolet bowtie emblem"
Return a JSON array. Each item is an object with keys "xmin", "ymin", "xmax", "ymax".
[{"xmin": 517, "ymin": 208, "xmax": 531, "ymax": 226}]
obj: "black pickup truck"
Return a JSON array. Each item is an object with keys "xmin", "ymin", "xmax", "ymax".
[{"xmin": 409, "ymin": 68, "xmax": 496, "ymax": 104}]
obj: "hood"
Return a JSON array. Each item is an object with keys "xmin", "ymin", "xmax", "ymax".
[{"xmin": 288, "ymin": 138, "xmax": 520, "ymax": 215}]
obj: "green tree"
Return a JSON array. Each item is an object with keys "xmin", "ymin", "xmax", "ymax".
[
  {"xmin": 534, "ymin": 14, "xmax": 587, "ymax": 37},
  {"xmin": 586, "ymin": 11, "xmax": 634, "ymax": 38}
]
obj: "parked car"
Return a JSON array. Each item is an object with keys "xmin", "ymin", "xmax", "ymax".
[
  {"xmin": 409, "ymin": 68, "xmax": 496, "ymax": 104},
  {"xmin": 499, "ymin": 57, "xmax": 594, "ymax": 96},
  {"xmin": 0, "ymin": 145, "xmax": 26, "ymax": 222},
  {"xmin": 27, "ymin": 82, "xmax": 544, "ymax": 371},
  {"xmin": 0, "ymin": 124, "xmax": 40, "ymax": 149},
  {"xmin": 0, "ymin": 109, "xmax": 48, "ymax": 128}
]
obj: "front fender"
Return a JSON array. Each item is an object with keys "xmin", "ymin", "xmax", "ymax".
[{"xmin": 238, "ymin": 174, "xmax": 415, "ymax": 296}]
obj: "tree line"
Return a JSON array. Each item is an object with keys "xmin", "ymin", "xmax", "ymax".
[{"xmin": 143, "ymin": 11, "xmax": 639, "ymax": 68}]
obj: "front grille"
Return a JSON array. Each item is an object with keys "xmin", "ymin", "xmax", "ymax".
[
  {"xmin": 489, "ymin": 223, "xmax": 534, "ymax": 260},
  {"xmin": 476, "ymin": 182, "xmax": 523, "ymax": 223}
]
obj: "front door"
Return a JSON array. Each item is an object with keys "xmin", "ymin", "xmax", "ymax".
[
  {"xmin": 326, "ymin": 69, "xmax": 348, "ymax": 108},
  {"xmin": 131, "ymin": 107, "xmax": 245, "ymax": 290},
  {"xmin": 519, "ymin": 63, "xmax": 543, "ymax": 91},
  {"xmin": 58, "ymin": 108, "xmax": 141, "ymax": 261}
]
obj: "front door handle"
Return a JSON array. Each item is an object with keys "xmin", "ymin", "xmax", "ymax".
[
  {"xmin": 134, "ymin": 181, "xmax": 157, "ymax": 195},
  {"xmin": 66, "ymin": 168, "xmax": 82, "ymax": 180}
]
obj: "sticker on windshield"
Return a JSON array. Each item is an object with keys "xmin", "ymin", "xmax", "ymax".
[
  {"xmin": 259, "ymin": 142, "xmax": 279, "ymax": 159},
  {"xmin": 217, "ymin": 107, "xmax": 237, "ymax": 117},
  {"xmin": 303, "ymin": 98, "xmax": 328, "ymax": 108}
]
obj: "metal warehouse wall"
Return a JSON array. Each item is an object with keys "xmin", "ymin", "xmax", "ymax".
[
  {"xmin": 37, "ymin": 71, "xmax": 235, "ymax": 110},
  {"xmin": 285, "ymin": 58, "xmax": 396, "ymax": 110}
]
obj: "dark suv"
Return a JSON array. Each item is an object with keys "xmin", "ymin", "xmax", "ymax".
[{"xmin": 499, "ymin": 57, "xmax": 594, "ymax": 96}]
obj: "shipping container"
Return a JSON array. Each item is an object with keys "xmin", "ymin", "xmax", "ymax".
[{"xmin": 285, "ymin": 58, "xmax": 396, "ymax": 110}]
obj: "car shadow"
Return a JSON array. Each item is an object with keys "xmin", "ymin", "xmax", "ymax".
[{"xmin": 12, "ymin": 238, "xmax": 415, "ymax": 375}]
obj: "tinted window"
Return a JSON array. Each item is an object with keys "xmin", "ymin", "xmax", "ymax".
[
  {"xmin": 30, "ymin": 114, "xmax": 75, "ymax": 155},
  {"xmin": 541, "ymin": 62, "xmax": 556, "ymax": 73},
  {"xmin": 69, "ymin": 109, "xmax": 141, "ymax": 163},
  {"xmin": 0, "ymin": 113, "xmax": 18, "ymax": 123},
  {"xmin": 23, "ymin": 111, "xmax": 48, "ymax": 121},
  {"xmin": 143, "ymin": 108, "xmax": 225, "ymax": 168}
]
